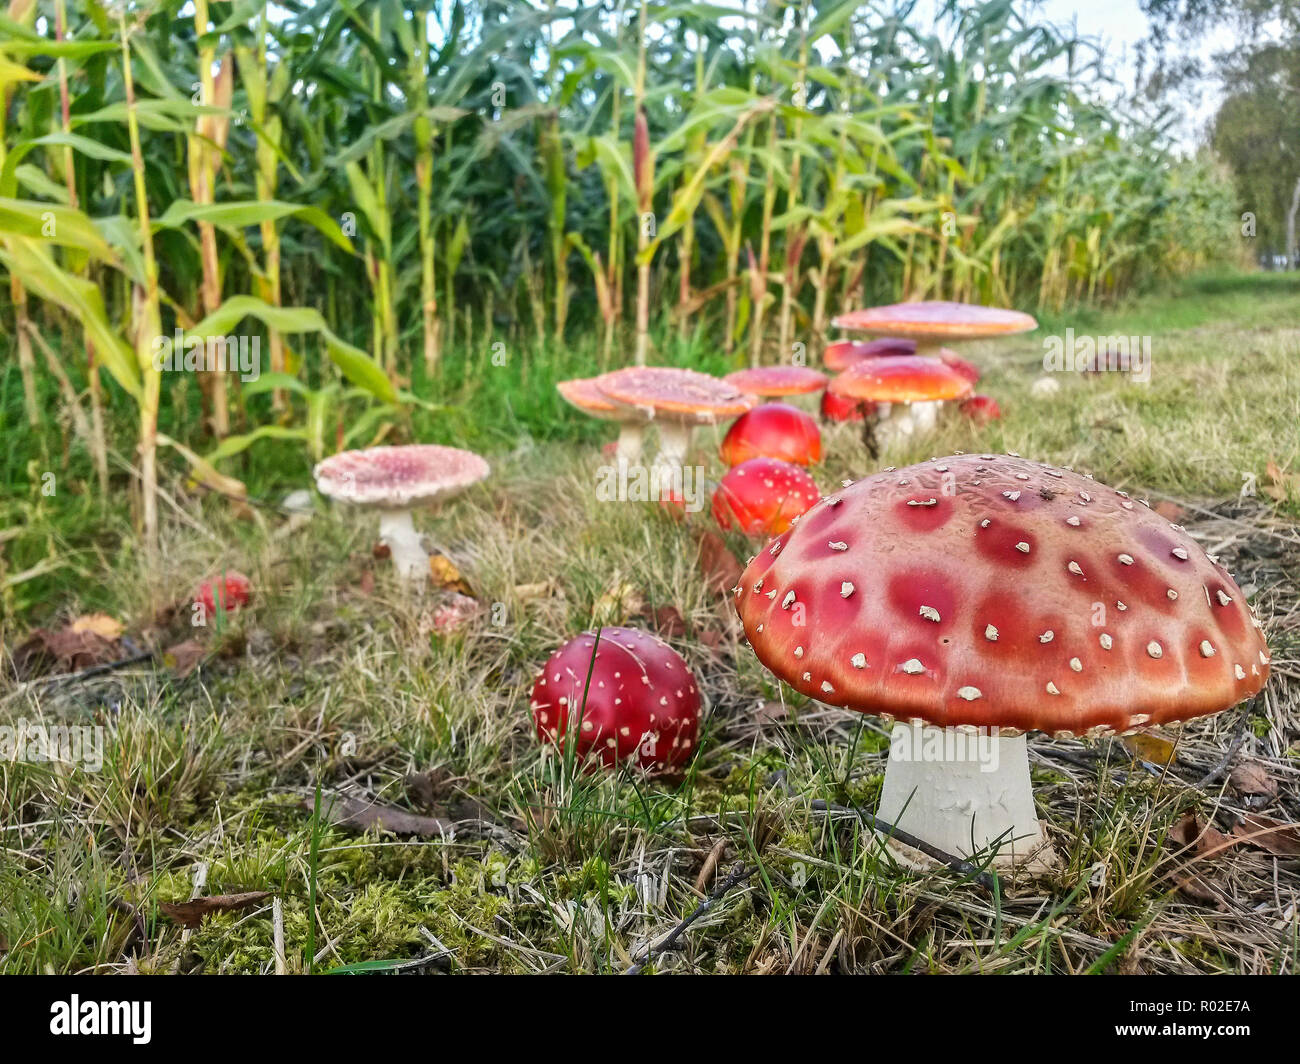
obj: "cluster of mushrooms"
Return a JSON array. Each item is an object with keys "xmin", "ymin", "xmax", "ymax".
[{"xmin": 301, "ymin": 298, "xmax": 1270, "ymax": 876}]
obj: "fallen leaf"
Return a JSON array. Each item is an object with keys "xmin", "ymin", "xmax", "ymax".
[
  {"xmin": 1232, "ymin": 814, "xmax": 1300, "ymax": 856},
  {"xmin": 1228, "ymin": 761, "xmax": 1278, "ymax": 798},
  {"xmin": 70, "ymin": 613, "xmax": 125, "ymax": 641},
  {"xmin": 1152, "ymin": 500, "xmax": 1185, "ymax": 521},
  {"xmin": 1172, "ymin": 873, "xmax": 1222, "ymax": 906},
  {"xmin": 159, "ymin": 891, "xmax": 272, "ymax": 928},
  {"xmin": 162, "ymin": 638, "xmax": 208, "ymax": 678},
  {"xmin": 11, "ymin": 625, "xmax": 121, "ymax": 677},
  {"xmin": 1263, "ymin": 459, "xmax": 1300, "ymax": 503},
  {"xmin": 513, "ymin": 581, "xmax": 552, "ymax": 600},
  {"xmin": 653, "ymin": 605, "xmax": 686, "ymax": 638},
  {"xmin": 358, "ymin": 569, "xmax": 375, "ymax": 595},
  {"xmin": 593, "ymin": 580, "xmax": 644, "ymax": 624},
  {"xmin": 313, "ymin": 793, "xmax": 454, "ymax": 837},
  {"xmin": 698, "ymin": 627, "xmax": 724, "ymax": 651},
  {"xmin": 1122, "ymin": 732, "xmax": 1178, "ymax": 767},
  {"xmin": 1169, "ymin": 812, "xmax": 1235, "ymax": 858},
  {"xmin": 696, "ymin": 529, "xmax": 742, "ymax": 593},
  {"xmin": 429, "ymin": 554, "xmax": 474, "ymax": 595}
]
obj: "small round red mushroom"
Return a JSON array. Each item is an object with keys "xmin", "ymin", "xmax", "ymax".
[
  {"xmin": 820, "ymin": 390, "xmax": 875, "ymax": 423},
  {"xmin": 195, "ymin": 571, "xmax": 252, "ymax": 615},
  {"xmin": 530, "ymin": 626, "xmax": 702, "ymax": 772},
  {"xmin": 720, "ymin": 403, "xmax": 821, "ymax": 467},
  {"xmin": 712, "ymin": 457, "xmax": 821, "ymax": 537},
  {"xmin": 960, "ymin": 394, "xmax": 1003, "ymax": 423}
]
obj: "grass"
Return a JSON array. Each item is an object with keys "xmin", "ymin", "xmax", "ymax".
[{"xmin": 1, "ymin": 269, "xmax": 1298, "ymax": 974}]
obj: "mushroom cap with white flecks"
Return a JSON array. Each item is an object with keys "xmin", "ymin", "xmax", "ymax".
[
  {"xmin": 713, "ymin": 457, "xmax": 821, "ymax": 537},
  {"xmin": 530, "ymin": 626, "xmax": 701, "ymax": 772},
  {"xmin": 828, "ymin": 355, "xmax": 974, "ymax": 404},
  {"xmin": 832, "ymin": 300, "xmax": 1038, "ymax": 343},
  {"xmin": 557, "ymin": 377, "xmax": 650, "ymax": 423},
  {"xmin": 594, "ymin": 366, "xmax": 756, "ymax": 424},
  {"xmin": 724, "ymin": 365, "xmax": 828, "ymax": 397},
  {"xmin": 314, "ymin": 445, "xmax": 489, "ymax": 509},
  {"xmin": 734, "ymin": 454, "xmax": 1269, "ymax": 736}
]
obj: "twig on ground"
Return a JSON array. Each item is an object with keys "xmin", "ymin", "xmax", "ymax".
[
  {"xmin": 811, "ymin": 800, "xmax": 999, "ymax": 892},
  {"xmin": 624, "ymin": 862, "xmax": 755, "ymax": 975}
]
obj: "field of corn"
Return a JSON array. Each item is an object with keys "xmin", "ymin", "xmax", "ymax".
[{"xmin": 2, "ymin": 0, "xmax": 1298, "ymax": 980}]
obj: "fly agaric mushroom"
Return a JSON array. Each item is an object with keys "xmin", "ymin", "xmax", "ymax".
[
  {"xmin": 828, "ymin": 355, "xmax": 972, "ymax": 442},
  {"xmin": 823, "ymin": 337, "xmax": 916, "ymax": 372},
  {"xmin": 531, "ymin": 626, "xmax": 702, "ymax": 772},
  {"xmin": 723, "ymin": 366, "xmax": 827, "ymax": 412},
  {"xmin": 820, "ymin": 390, "xmax": 876, "ymax": 423},
  {"xmin": 195, "ymin": 570, "xmax": 252, "ymax": 616},
  {"xmin": 832, "ymin": 300, "xmax": 1037, "ymax": 348},
  {"xmin": 961, "ymin": 394, "xmax": 1003, "ymax": 424},
  {"xmin": 713, "ymin": 457, "xmax": 821, "ymax": 537},
  {"xmin": 939, "ymin": 351, "xmax": 981, "ymax": 385},
  {"xmin": 720, "ymin": 403, "xmax": 821, "ymax": 468},
  {"xmin": 314, "ymin": 444, "xmax": 489, "ymax": 587},
  {"xmin": 734, "ymin": 453, "xmax": 1270, "ymax": 868},
  {"xmin": 595, "ymin": 367, "xmax": 754, "ymax": 481},
  {"xmin": 557, "ymin": 377, "xmax": 650, "ymax": 462}
]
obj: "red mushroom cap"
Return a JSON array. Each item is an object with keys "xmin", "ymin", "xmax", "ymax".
[
  {"xmin": 961, "ymin": 394, "xmax": 1003, "ymax": 423},
  {"xmin": 828, "ymin": 355, "xmax": 973, "ymax": 403},
  {"xmin": 939, "ymin": 350, "xmax": 981, "ymax": 385},
  {"xmin": 734, "ymin": 454, "xmax": 1270, "ymax": 736},
  {"xmin": 823, "ymin": 338, "xmax": 916, "ymax": 371},
  {"xmin": 314, "ymin": 445, "xmax": 489, "ymax": 508},
  {"xmin": 820, "ymin": 390, "xmax": 876, "ymax": 423},
  {"xmin": 832, "ymin": 301, "xmax": 1038, "ymax": 342},
  {"xmin": 720, "ymin": 403, "xmax": 822, "ymax": 467},
  {"xmin": 530, "ymin": 626, "xmax": 702, "ymax": 771},
  {"xmin": 713, "ymin": 457, "xmax": 821, "ymax": 537},
  {"xmin": 723, "ymin": 365, "xmax": 828, "ymax": 397},
  {"xmin": 195, "ymin": 570, "xmax": 252, "ymax": 614}
]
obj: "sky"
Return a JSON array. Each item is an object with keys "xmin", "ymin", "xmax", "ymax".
[{"xmin": 1031, "ymin": 0, "xmax": 1239, "ymax": 148}]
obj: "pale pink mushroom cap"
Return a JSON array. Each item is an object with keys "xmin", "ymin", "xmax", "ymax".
[
  {"xmin": 557, "ymin": 377, "xmax": 649, "ymax": 424},
  {"xmin": 595, "ymin": 367, "xmax": 756, "ymax": 424},
  {"xmin": 735, "ymin": 453, "xmax": 1269, "ymax": 736},
  {"xmin": 314, "ymin": 444, "xmax": 489, "ymax": 509},
  {"xmin": 832, "ymin": 301, "xmax": 1037, "ymax": 343},
  {"xmin": 724, "ymin": 366, "xmax": 828, "ymax": 397}
]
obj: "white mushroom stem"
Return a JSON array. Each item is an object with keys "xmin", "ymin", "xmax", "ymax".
[
  {"xmin": 378, "ymin": 509, "xmax": 428, "ymax": 586},
  {"xmin": 615, "ymin": 422, "xmax": 645, "ymax": 462},
  {"xmin": 653, "ymin": 421, "xmax": 694, "ymax": 477},
  {"xmin": 874, "ymin": 401, "xmax": 916, "ymax": 447},
  {"xmin": 908, "ymin": 399, "xmax": 943, "ymax": 433},
  {"xmin": 877, "ymin": 722, "xmax": 1050, "ymax": 867}
]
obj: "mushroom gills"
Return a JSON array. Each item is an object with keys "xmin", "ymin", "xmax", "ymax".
[{"xmin": 877, "ymin": 722, "xmax": 1054, "ymax": 870}]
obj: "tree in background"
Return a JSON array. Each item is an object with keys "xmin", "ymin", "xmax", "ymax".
[{"xmin": 1141, "ymin": 0, "xmax": 1300, "ymax": 262}]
